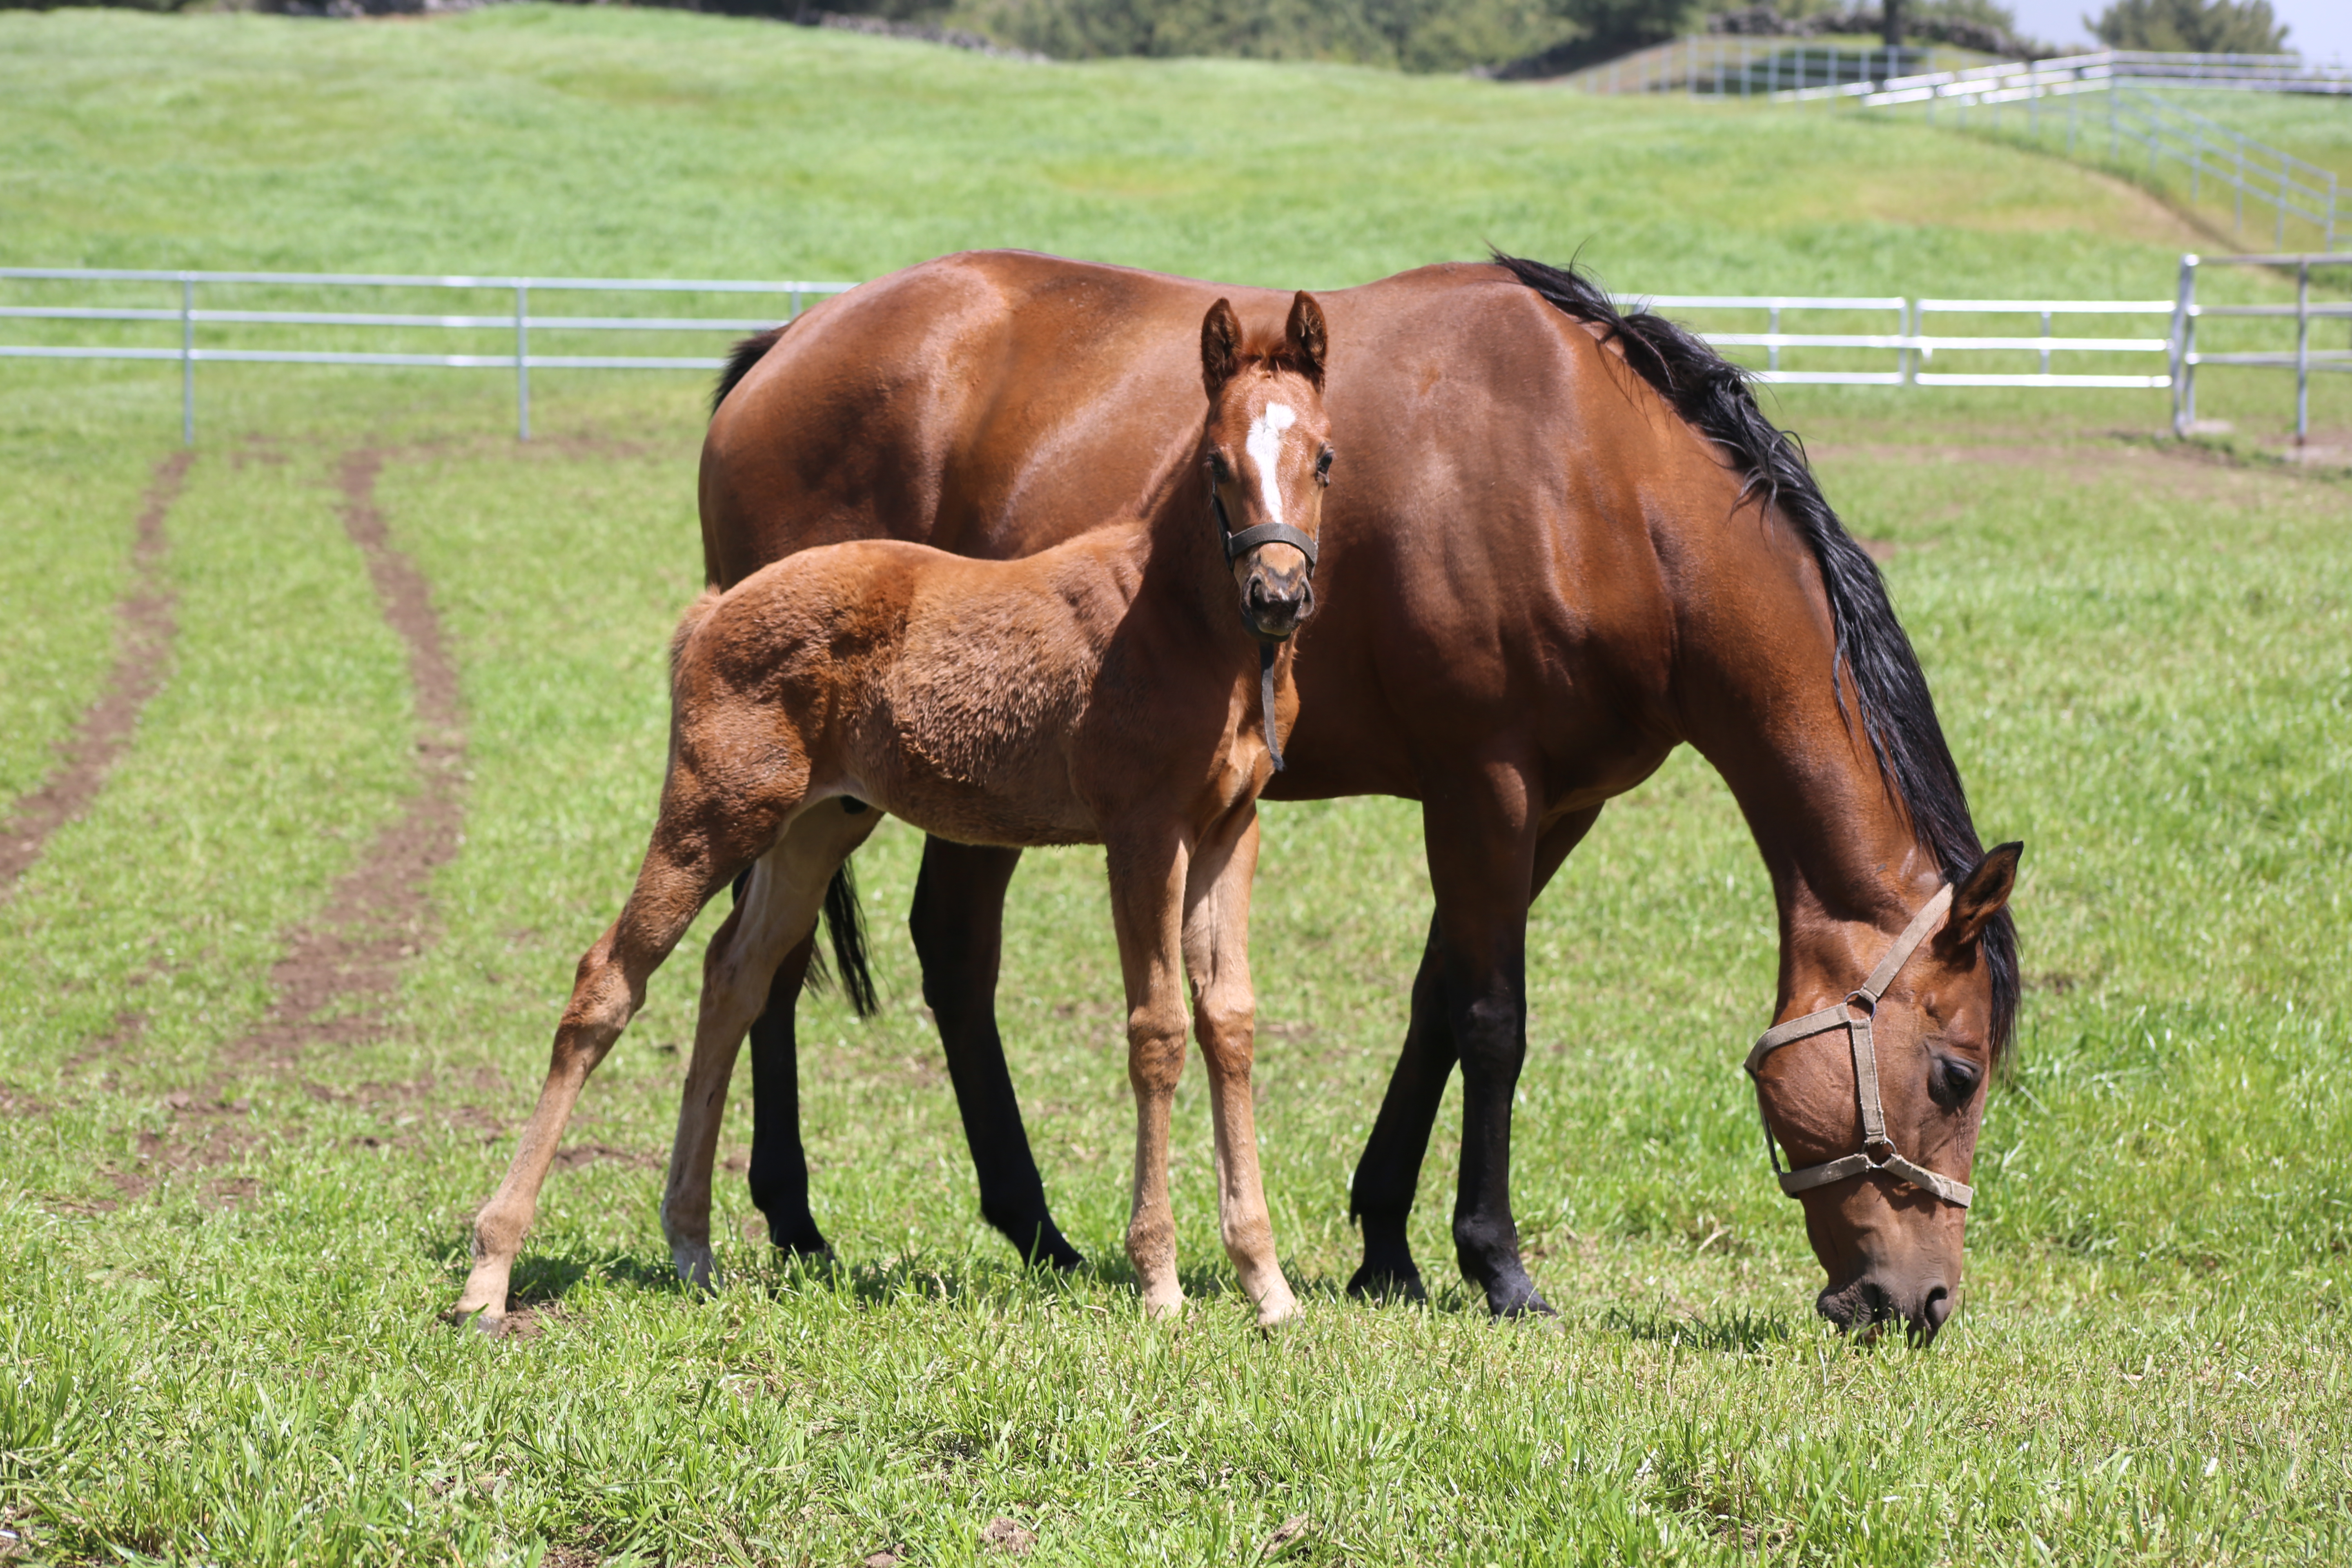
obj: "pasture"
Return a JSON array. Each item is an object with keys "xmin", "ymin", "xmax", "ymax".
[{"xmin": 4, "ymin": 9, "xmax": 2351, "ymax": 1562}]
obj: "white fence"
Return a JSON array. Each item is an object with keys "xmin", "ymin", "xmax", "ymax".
[
  {"xmin": 2173, "ymin": 252, "xmax": 2352, "ymax": 439},
  {"xmin": 1638, "ymin": 294, "xmax": 2175, "ymax": 388},
  {"xmin": 1835, "ymin": 66, "xmax": 2339, "ymax": 250},
  {"xmin": 0, "ymin": 267, "xmax": 858, "ymax": 442},
  {"xmin": 6, "ymin": 263, "xmax": 2345, "ymax": 440}
]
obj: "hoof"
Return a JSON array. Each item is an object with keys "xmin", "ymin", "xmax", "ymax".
[
  {"xmin": 669, "ymin": 1239, "xmax": 722, "ymax": 1292},
  {"xmin": 447, "ymin": 1304, "xmax": 507, "ymax": 1336},
  {"xmin": 1485, "ymin": 1278, "xmax": 1557, "ymax": 1320},
  {"xmin": 1254, "ymin": 1294, "xmax": 1303, "ymax": 1332},
  {"xmin": 1345, "ymin": 1263, "xmax": 1428, "ymax": 1304},
  {"xmin": 1140, "ymin": 1290, "xmax": 1187, "ymax": 1321}
]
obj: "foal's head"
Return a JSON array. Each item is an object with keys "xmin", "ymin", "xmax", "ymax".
[{"xmin": 1199, "ymin": 292, "xmax": 1333, "ymax": 643}]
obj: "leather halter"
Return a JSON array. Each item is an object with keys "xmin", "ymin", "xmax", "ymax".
[
  {"xmin": 1745, "ymin": 883, "xmax": 1975, "ymax": 1208},
  {"xmin": 1209, "ymin": 484, "xmax": 1319, "ymax": 773}
]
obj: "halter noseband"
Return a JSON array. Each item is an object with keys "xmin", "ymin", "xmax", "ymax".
[
  {"xmin": 1208, "ymin": 484, "xmax": 1320, "ymax": 773},
  {"xmin": 1744, "ymin": 883, "xmax": 1974, "ymax": 1209}
]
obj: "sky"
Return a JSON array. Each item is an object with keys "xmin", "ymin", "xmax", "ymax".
[{"xmin": 2002, "ymin": 0, "xmax": 2352, "ymax": 63}]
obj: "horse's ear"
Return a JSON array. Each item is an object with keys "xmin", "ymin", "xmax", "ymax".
[
  {"xmin": 1201, "ymin": 298, "xmax": 1243, "ymax": 402},
  {"xmin": 1285, "ymin": 291, "xmax": 1328, "ymax": 389},
  {"xmin": 1941, "ymin": 842, "xmax": 2022, "ymax": 950}
]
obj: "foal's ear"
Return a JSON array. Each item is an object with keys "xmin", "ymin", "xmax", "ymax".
[
  {"xmin": 1940, "ymin": 841, "xmax": 2022, "ymax": 950},
  {"xmin": 1201, "ymin": 298, "xmax": 1243, "ymax": 401},
  {"xmin": 1285, "ymin": 291, "xmax": 1328, "ymax": 389}
]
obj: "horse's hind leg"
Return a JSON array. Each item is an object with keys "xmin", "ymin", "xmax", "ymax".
[
  {"xmin": 661, "ymin": 801, "xmax": 879, "ymax": 1288},
  {"xmin": 746, "ymin": 934, "xmax": 827, "ymax": 1258},
  {"xmin": 910, "ymin": 836, "xmax": 1083, "ymax": 1270},
  {"xmin": 1182, "ymin": 807, "xmax": 1298, "ymax": 1328},
  {"xmin": 454, "ymin": 820, "xmax": 763, "ymax": 1328}
]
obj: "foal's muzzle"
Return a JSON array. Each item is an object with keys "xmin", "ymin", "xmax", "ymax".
[{"xmin": 1243, "ymin": 550, "xmax": 1314, "ymax": 639}]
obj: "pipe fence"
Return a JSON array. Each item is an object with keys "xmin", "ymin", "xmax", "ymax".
[
  {"xmin": 6, "ymin": 263, "xmax": 2344, "ymax": 440},
  {"xmin": 2172, "ymin": 252, "xmax": 2352, "ymax": 440},
  {"xmin": 1839, "ymin": 70, "xmax": 2338, "ymax": 250},
  {"xmin": 0, "ymin": 268, "xmax": 857, "ymax": 442}
]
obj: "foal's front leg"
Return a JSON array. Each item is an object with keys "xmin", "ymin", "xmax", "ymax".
[
  {"xmin": 1183, "ymin": 805, "xmax": 1299, "ymax": 1328},
  {"xmin": 1104, "ymin": 829, "xmax": 1191, "ymax": 1317}
]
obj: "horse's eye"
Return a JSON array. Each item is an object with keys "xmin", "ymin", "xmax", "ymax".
[
  {"xmin": 1209, "ymin": 452, "xmax": 1234, "ymax": 484},
  {"xmin": 1315, "ymin": 447, "xmax": 1334, "ymax": 485},
  {"xmin": 1929, "ymin": 1054, "xmax": 1980, "ymax": 1111}
]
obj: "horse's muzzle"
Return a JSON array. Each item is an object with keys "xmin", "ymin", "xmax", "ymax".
[
  {"xmin": 1815, "ymin": 1273, "xmax": 1955, "ymax": 1344},
  {"xmin": 1243, "ymin": 563, "xmax": 1314, "ymax": 640}
]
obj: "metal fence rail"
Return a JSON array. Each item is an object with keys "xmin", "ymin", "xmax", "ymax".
[
  {"xmin": 1567, "ymin": 42, "xmax": 2352, "ymax": 99},
  {"xmin": 1634, "ymin": 295, "xmax": 2176, "ymax": 387},
  {"xmin": 2172, "ymin": 252, "xmax": 2352, "ymax": 439},
  {"xmin": 12, "ymin": 263, "xmax": 2344, "ymax": 437},
  {"xmin": 1838, "ymin": 67, "xmax": 2339, "ymax": 250},
  {"xmin": 0, "ymin": 267, "xmax": 858, "ymax": 442}
]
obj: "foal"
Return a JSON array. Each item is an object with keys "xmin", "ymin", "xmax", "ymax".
[{"xmin": 453, "ymin": 294, "xmax": 1334, "ymax": 1330}]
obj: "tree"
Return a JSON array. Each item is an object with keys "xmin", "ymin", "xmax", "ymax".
[{"xmin": 2083, "ymin": 0, "xmax": 2287, "ymax": 53}]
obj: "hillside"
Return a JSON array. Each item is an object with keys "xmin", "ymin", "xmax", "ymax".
[{"xmin": 0, "ymin": 4, "xmax": 2218, "ymax": 299}]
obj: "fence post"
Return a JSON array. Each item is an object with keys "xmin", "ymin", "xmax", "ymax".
[
  {"xmin": 2067, "ymin": 83, "xmax": 2077, "ymax": 155},
  {"xmin": 179, "ymin": 273, "xmax": 194, "ymax": 448},
  {"xmin": 2294, "ymin": 258, "xmax": 2310, "ymax": 444},
  {"xmin": 2169, "ymin": 253, "xmax": 2196, "ymax": 435},
  {"xmin": 515, "ymin": 281, "xmax": 530, "ymax": 442},
  {"xmin": 1768, "ymin": 302, "xmax": 1781, "ymax": 373},
  {"xmin": 2040, "ymin": 307, "xmax": 2052, "ymax": 376},
  {"xmin": 2109, "ymin": 85, "xmax": 2118, "ymax": 159}
]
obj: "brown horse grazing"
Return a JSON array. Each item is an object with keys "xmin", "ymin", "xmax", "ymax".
[
  {"xmin": 452, "ymin": 294, "xmax": 1337, "ymax": 1331},
  {"xmin": 683, "ymin": 250, "xmax": 2021, "ymax": 1342}
]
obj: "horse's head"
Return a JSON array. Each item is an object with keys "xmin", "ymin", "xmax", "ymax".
[
  {"xmin": 1199, "ymin": 292, "xmax": 1333, "ymax": 644},
  {"xmin": 1751, "ymin": 842, "xmax": 2022, "ymax": 1343}
]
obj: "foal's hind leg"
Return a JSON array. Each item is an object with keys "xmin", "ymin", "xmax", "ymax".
[
  {"xmin": 662, "ymin": 802, "xmax": 879, "ymax": 1289},
  {"xmin": 454, "ymin": 811, "xmax": 783, "ymax": 1328},
  {"xmin": 1183, "ymin": 806, "xmax": 1299, "ymax": 1328}
]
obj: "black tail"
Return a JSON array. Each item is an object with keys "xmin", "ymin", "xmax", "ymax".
[
  {"xmin": 711, "ymin": 323, "xmax": 790, "ymax": 416},
  {"xmin": 726, "ymin": 860, "xmax": 881, "ymax": 1020},
  {"xmin": 822, "ymin": 862, "xmax": 880, "ymax": 1019},
  {"xmin": 1491, "ymin": 250, "xmax": 2018, "ymax": 1062}
]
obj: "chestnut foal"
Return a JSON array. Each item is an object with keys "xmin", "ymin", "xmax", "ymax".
[{"xmin": 453, "ymin": 294, "xmax": 1334, "ymax": 1330}]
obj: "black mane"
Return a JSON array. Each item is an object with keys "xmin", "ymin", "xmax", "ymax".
[
  {"xmin": 711, "ymin": 323, "xmax": 789, "ymax": 415},
  {"xmin": 1492, "ymin": 251, "xmax": 2018, "ymax": 1060}
]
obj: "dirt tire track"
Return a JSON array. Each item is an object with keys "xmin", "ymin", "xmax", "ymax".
[
  {"xmin": 0, "ymin": 451, "xmax": 193, "ymax": 899},
  {"xmin": 227, "ymin": 450, "xmax": 469, "ymax": 1065}
]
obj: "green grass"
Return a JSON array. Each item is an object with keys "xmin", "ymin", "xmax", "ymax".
[{"xmin": 3, "ymin": 10, "xmax": 2352, "ymax": 1564}]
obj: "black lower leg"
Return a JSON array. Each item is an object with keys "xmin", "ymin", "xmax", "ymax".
[
  {"xmin": 746, "ymin": 937, "xmax": 829, "ymax": 1259},
  {"xmin": 1348, "ymin": 915, "xmax": 1457, "ymax": 1301},
  {"xmin": 1450, "ymin": 950, "xmax": 1550, "ymax": 1318},
  {"xmin": 912, "ymin": 837, "xmax": 1082, "ymax": 1270}
]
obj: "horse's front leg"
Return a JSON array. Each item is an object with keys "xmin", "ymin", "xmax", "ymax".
[
  {"xmin": 1103, "ymin": 827, "xmax": 1191, "ymax": 1318},
  {"xmin": 1349, "ymin": 805, "xmax": 1599, "ymax": 1309},
  {"xmin": 1182, "ymin": 804, "xmax": 1298, "ymax": 1327}
]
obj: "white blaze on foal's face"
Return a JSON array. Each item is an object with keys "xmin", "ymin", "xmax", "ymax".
[{"xmin": 1244, "ymin": 400, "xmax": 1297, "ymax": 528}]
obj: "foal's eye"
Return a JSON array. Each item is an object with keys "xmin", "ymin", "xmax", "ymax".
[
  {"xmin": 1929, "ymin": 1055, "xmax": 1981, "ymax": 1111},
  {"xmin": 1315, "ymin": 446, "xmax": 1335, "ymax": 485},
  {"xmin": 1209, "ymin": 452, "xmax": 1234, "ymax": 484}
]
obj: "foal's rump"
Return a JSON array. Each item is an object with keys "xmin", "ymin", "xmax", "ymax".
[{"xmin": 670, "ymin": 535, "xmax": 1108, "ymax": 854}]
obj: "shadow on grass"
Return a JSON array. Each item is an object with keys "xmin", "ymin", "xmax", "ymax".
[{"xmin": 1601, "ymin": 1302, "xmax": 1802, "ymax": 1353}]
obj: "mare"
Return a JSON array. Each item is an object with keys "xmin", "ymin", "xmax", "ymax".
[
  {"xmin": 687, "ymin": 250, "xmax": 2021, "ymax": 1342},
  {"xmin": 453, "ymin": 294, "xmax": 1338, "ymax": 1330}
]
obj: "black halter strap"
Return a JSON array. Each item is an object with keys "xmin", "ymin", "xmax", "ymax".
[
  {"xmin": 1210, "ymin": 486, "xmax": 1316, "ymax": 773},
  {"xmin": 1211, "ymin": 488, "xmax": 1320, "ymax": 572}
]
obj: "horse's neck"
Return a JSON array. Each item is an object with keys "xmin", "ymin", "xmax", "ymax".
[{"xmin": 1671, "ymin": 508, "xmax": 1945, "ymax": 983}]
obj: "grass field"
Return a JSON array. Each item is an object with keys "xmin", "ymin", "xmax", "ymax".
[{"xmin": 4, "ymin": 11, "xmax": 2352, "ymax": 1564}]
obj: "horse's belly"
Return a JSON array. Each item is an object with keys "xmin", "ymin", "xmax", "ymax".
[{"xmin": 862, "ymin": 752, "xmax": 1097, "ymax": 849}]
